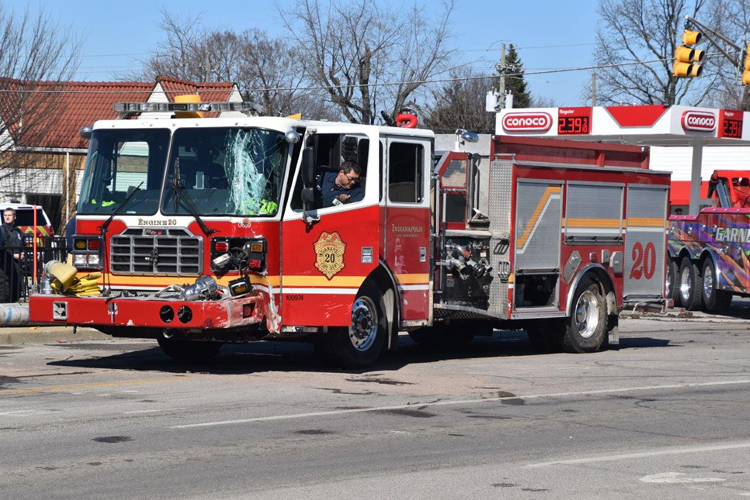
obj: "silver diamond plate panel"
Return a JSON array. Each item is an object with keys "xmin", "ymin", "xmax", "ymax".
[{"xmin": 488, "ymin": 158, "xmax": 514, "ymax": 318}]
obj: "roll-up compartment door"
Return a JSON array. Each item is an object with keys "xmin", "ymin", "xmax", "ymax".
[
  {"xmin": 565, "ymin": 183, "xmax": 624, "ymax": 243},
  {"xmin": 515, "ymin": 181, "xmax": 563, "ymax": 271},
  {"xmin": 624, "ymin": 185, "xmax": 669, "ymax": 297}
]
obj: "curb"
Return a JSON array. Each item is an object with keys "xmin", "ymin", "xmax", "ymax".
[{"xmin": 0, "ymin": 326, "xmax": 111, "ymax": 345}]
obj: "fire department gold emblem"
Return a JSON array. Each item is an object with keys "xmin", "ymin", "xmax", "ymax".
[{"xmin": 314, "ymin": 232, "xmax": 346, "ymax": 280}]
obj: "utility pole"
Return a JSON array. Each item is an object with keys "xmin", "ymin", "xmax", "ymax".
[{"xmin": 499, "ymin": 42, "xmax": 506, "ymax": 99}]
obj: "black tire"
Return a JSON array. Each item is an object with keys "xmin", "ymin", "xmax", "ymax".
[
  {"xmin": 678, "ymin": 257, "xmax": 704, "ymax": 311},
  {"xmin": 0, "ymin": 269, "xmax": 10, "ymax": 303},
  {"xmin": 324, "ymin": 281, "xmax": 388, "ymax": 369},
  {"xmin": 157, "ymin": 338, "xmax": 222, "ymax": 363},
  {"xmin": 562, "ymin": 277, "xmax": 607, "ymax": 353},
  {"xmin": 667, "ymin": 258, "xmax": 680, "ymax": 306},
  {"xmin": 526, "ymin": 319, "xmax": 563, "ymax": 352},
  {"xmin": 700, "ymin": 258, "xmax": 732, "ymax": 311}
]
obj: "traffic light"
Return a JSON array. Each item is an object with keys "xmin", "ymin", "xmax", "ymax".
[
  {"xmin": 673, "ymin": 29, "xmax": 704, "ymax": 77},
  {"xmin": 743, "ymin": 43, "xmax": 750, "ymax": 86}
]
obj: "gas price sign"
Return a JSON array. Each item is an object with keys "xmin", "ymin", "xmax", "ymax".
[
  {"xmin": 719, "ymin": 109, "xmax": 744, "ymax": 139},
  {"xmin": 557, "ymin": 107, "xmax": 592, "ymax": 135}
]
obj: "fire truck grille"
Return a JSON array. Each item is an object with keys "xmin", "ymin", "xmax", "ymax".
[{"xmin": 110, "ymin": 228, "xmax": 202, "ymax": 275}]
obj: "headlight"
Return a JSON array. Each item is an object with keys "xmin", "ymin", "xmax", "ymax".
[
  {"xmin": 73, "ymin": 254, "xmax": 87, "ymax": 267},
  {"xmin": 87, "ymin": 255, "xmax": 101, "ymax": 267}
]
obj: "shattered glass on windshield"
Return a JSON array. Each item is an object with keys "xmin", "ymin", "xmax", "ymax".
[{"xmin": 161, "ymin": 127, "xmax": 287, "ymax": 217}]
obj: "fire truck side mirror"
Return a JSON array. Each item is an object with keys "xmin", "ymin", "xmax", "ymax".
[{"xmin": 301, "ymin": 147, "xmax": 316, "ymax": 186}]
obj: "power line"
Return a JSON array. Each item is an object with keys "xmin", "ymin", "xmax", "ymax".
[
  {"xmin": 0, "ymin": 58, "xmax": 669, "ymax": 95},
  {"xmin": 460, "ymin": 42, "xmax": 595, "ymax": 53}
]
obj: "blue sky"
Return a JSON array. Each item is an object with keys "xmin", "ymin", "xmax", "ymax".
[{"xmin": 15, "ymin": 0, "xmax": 600, "ymax": 107}]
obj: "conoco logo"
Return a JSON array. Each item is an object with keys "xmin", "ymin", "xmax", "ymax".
[
  {"xmin": 682, "ymin": 111, "xmax": 716, "ymax": 132},
  {"xmin": 502, "ymin": 112, "xmax": 552, "ymax": 132}
]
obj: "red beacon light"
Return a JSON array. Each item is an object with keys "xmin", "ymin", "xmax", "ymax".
[{"xmin": 395, "ymin": 107, "xmax": 418, "ymax": 128}]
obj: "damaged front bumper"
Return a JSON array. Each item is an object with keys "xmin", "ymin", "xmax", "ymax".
[{"xmin": 29, "ymin": 290, "xmax": 280, "ymax": 333}]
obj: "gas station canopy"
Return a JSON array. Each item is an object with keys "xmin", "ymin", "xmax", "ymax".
[{"xmin": 495, "ymin": 104, "xmax": 750, "ymax": 213}]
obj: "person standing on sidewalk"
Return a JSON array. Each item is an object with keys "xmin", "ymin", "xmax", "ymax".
[{"xmin": 1, "ymin": 208, "xmax": 25, "ymax": 302}]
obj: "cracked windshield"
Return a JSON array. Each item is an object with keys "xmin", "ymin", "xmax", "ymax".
[
  {"xmin": 77, "ymin": 129, "xmax": 170, "ymax": 215},
  {"xmin": 161, "ymin": 127, "xmax": 287, "ymax": 216}
]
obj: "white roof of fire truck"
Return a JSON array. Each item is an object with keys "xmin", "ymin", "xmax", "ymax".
[{"xmin": 100, "ymin": 101, "xmax": 434, "ymax": 138}]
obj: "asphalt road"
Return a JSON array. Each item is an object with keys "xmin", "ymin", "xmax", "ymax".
[{"xmin": 1, "ymin": 314, "xmax": 750, "ymax": 499}]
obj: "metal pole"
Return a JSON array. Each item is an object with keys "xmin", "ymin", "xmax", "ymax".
[
  {"xmin": 499, "ymin": 42, "xmax": 506, "ymax": 108},
  {"xmin": 32, "ymin": 204, "xmax": 38, "ymax": 287},
  {"xmin": 689, "ymin": 139, "xmax": 704, "ymax": 215}
]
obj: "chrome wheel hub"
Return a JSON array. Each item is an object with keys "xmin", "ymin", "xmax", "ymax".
[
  {"xmin": 574, "ymin": 290, "xmax": 599, "ymax": 339},
  {"xmin": 703, "ymin": 265, "xmax": 713, "ymax": 299},
  {"xmin": 349, "ymin": 297, "xmax": 378, "ymax": 351},
  {"xmin": 680, "ymin": 267, "xmax": 693, "ymax": 303}
]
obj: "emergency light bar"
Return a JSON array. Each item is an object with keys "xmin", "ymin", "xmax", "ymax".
[{"xmin": 113, "ymin": 101, "xmax": 263, "ymax": 116}]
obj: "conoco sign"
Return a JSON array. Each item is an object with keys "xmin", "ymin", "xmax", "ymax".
[
  {"xmin": 502, "ymin": 112, "xmax": 553, "ymax": 132},
  {"xmin": 681, "ymin": 111, "xmax": 716, "ymax": 132}
]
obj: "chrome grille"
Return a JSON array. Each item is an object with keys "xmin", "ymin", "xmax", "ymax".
[{"xmin": 110, "ymin": 227, "xmax": 202, "ymax": 274}]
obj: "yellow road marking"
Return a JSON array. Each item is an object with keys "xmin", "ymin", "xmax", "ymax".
[{"xmin": 0, "ymin": 376, "xmax": 190, "ymax": 397}]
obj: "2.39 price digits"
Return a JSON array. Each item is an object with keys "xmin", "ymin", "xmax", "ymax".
[{"xmin": 558, "ymin": 116, "xmax": 589, "ymax": 135}]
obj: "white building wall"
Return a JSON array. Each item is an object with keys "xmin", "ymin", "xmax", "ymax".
[{"xmin": 650, "ymin": 146, "xmax": 750, "ymax": 180}]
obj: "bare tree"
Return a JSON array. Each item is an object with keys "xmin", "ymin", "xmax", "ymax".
[
  {"xmin": 237, "ymin": 29, "xmax": 336, "ymax": 119},
  {"xmin": 135, "ymin": 10, "xmax": 336, "ymax": 119},
  {"xmin": 0, "ymin": 5, "xmax": 80, "ymax": 184},
  {"xmin": 702, "ymin": 0, "xmax": 750, "ymax": 110},
  {"xmin": 280, "ymin": 0, "xmax": 456, "ymax": 124},
  {"xmin": 592, "ymin": 0, "xmax": 716, "ymax": 106},
  {"xmin": 423, "ymin": 70, "xmax": 494, "ymax": 134}
]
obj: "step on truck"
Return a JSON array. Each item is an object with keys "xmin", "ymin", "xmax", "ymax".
[{"xmin": 29, "ymin": 102, "xmax": 671, "ymax": 367}]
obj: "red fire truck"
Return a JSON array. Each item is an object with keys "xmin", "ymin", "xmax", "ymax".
[{"xmin": 29, "ymin": 102, "xmax": 671, "ymax": 367}]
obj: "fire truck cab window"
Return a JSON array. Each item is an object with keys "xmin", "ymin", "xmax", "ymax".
[
  {"xmin": 161, "ymin": 127, "xmax": 287, "ymax": 216},
  {"xmin": 388, "ymin": 142, "xmax": 424, "ymax": 203},
  {"xmin": 77, "ymin": 129, "xmax": 170, "ymax": 215},
  {"xmin": 290, "ymin": 133, "xmax": 370, "ymax": 211}
]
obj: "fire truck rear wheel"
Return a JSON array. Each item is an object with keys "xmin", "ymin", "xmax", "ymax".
[
  {"xmin": 157, "ymin": 338, "xmax": 222, "ymax": 363},
  {"xmin": 678, "ymin": 257, "xmax": 704, "ymax": 311},
  {"xmin": 326, "ymin": 281, "xmax": 387, "ymax": 369},
  {"xmin": 562, "ymin": 277, "xmax": 606, "ymax": 353},
  {"xmin": 701, "ymin": 258, "xmax": 732, "ymax": 311}
]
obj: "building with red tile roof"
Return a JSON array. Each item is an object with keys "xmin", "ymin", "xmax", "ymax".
[{"xmin": 0, "ymin": 77, "xmax": 240, "ymax": 229}]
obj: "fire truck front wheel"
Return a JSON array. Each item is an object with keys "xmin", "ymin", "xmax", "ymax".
[
  {"xmin": 321, "ymin": 281, "xmax": 388, "ymax": 369},
  {"xmin": 157, "ymin": 338, "xmax": 223, "ymax": 363},
  {"xmin": 562, "ymin": 277, "xmax": 607, "ymax": 353}
]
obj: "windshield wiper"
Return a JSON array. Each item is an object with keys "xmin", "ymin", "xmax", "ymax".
[
  {"xmin": 100, "ymin": 181, "xmax": 143, "ymax": 234},
  {"xmin": 169, "ymin": 159, "xmax": 217, "ymax": 235}
]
